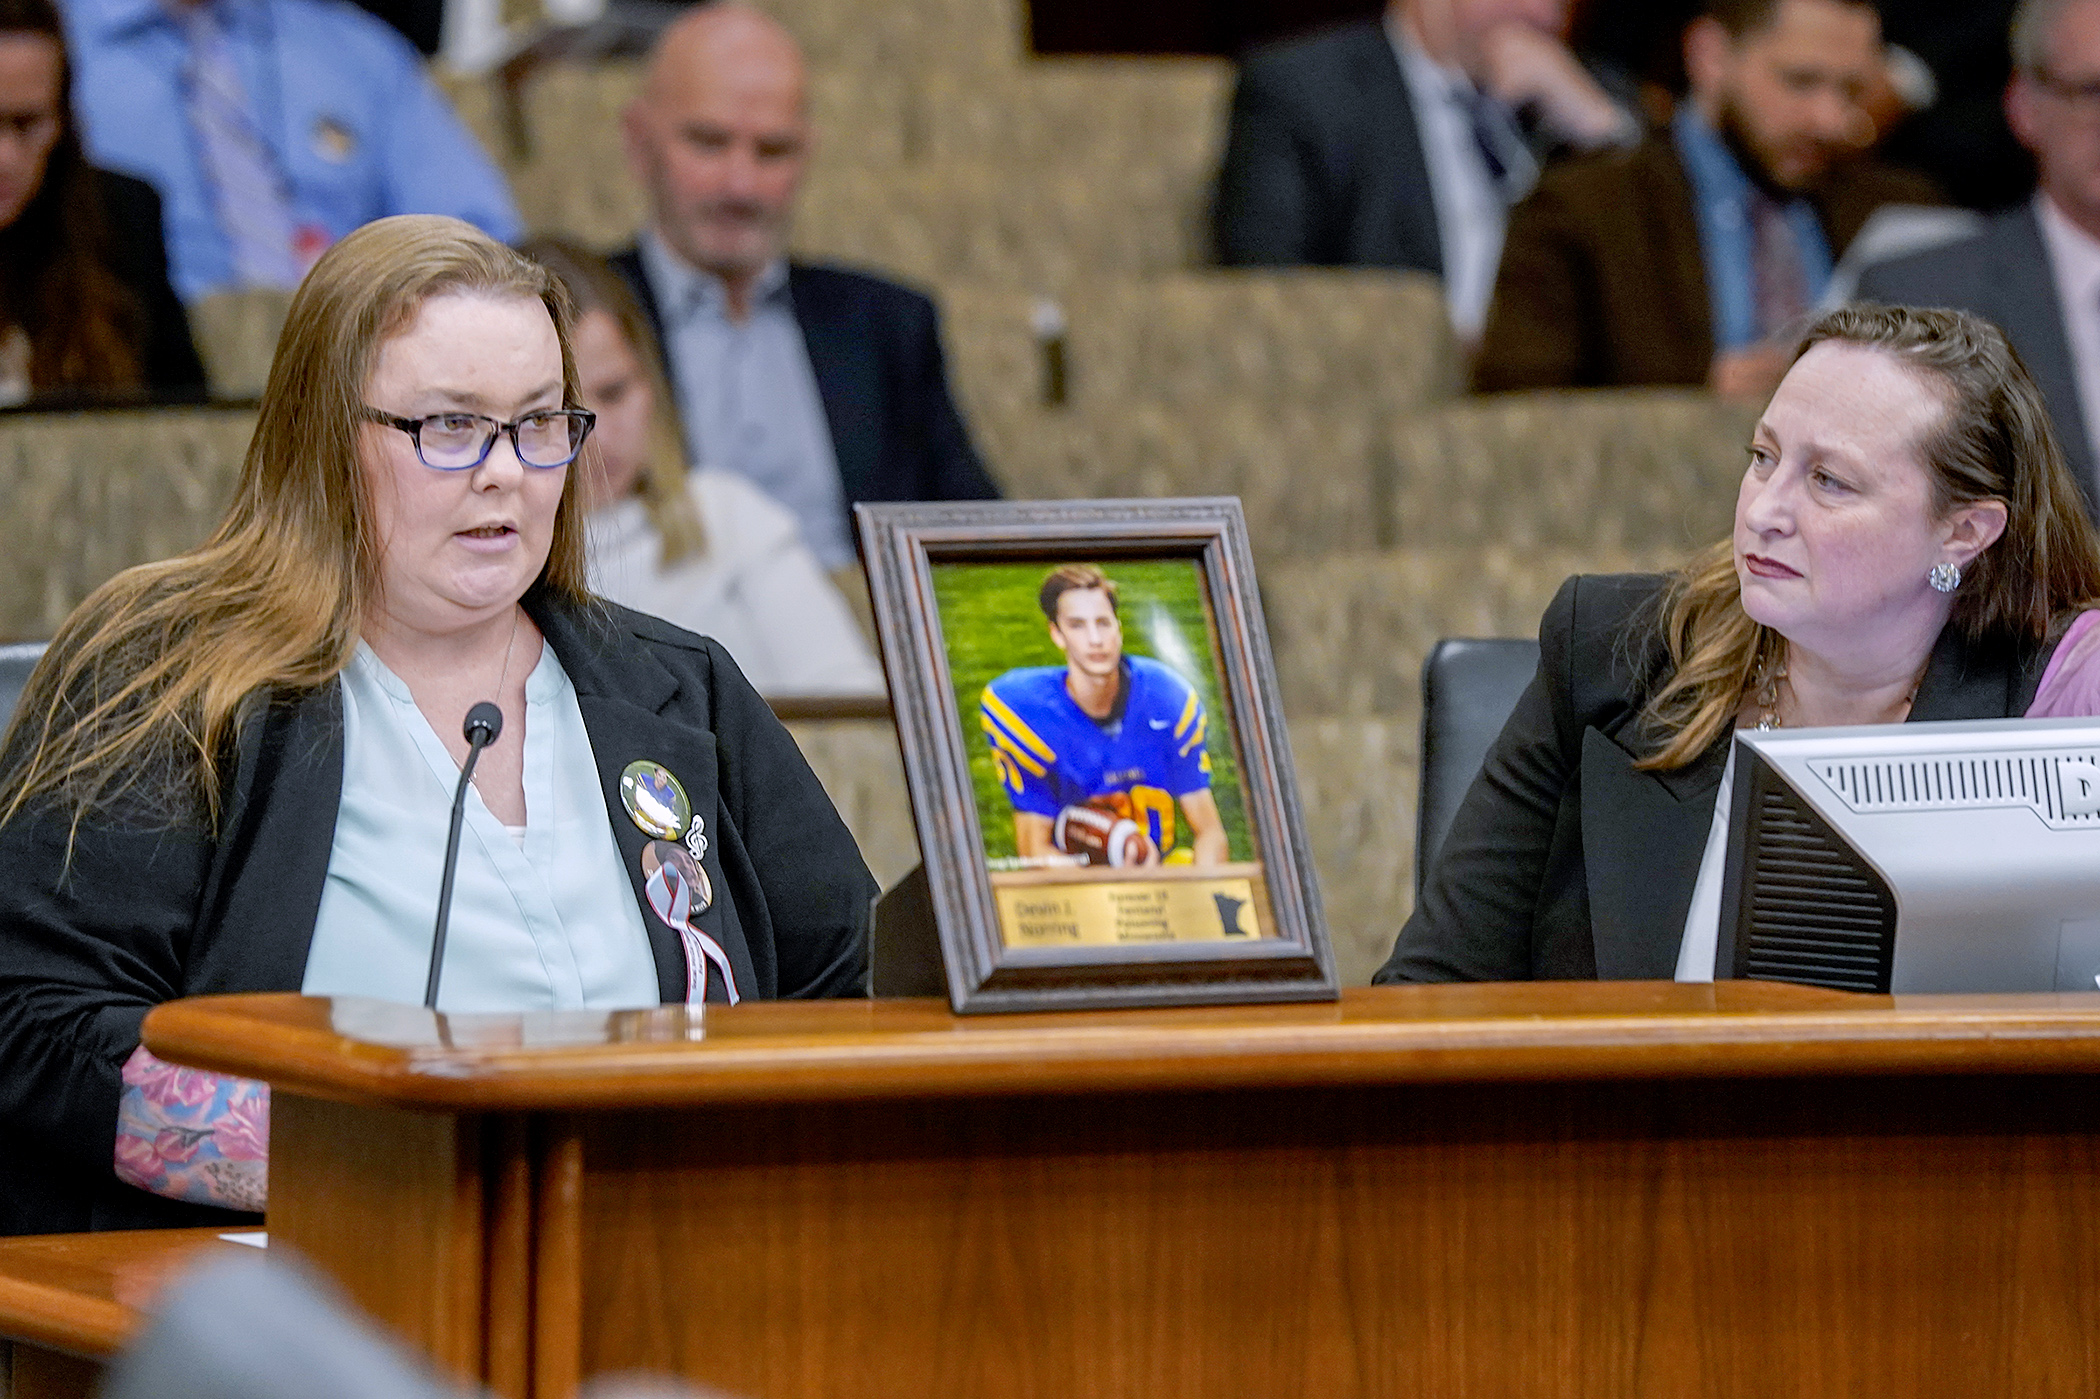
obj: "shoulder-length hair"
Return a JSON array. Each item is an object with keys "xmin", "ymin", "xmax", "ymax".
[
  {"xmin": 0, "ymin": 215, "xmax": 592, "ymax": 827},
  {"xmin": 1638, "ymin": 303, "xmax": 2100, "ymax": 771},
  {"xmin": 0, "ymin": 0, "xmax": 146, "ymax": 396},
  {"xmin": 515, "ymin": 236, "xmax": 707, "ymax": 565}
]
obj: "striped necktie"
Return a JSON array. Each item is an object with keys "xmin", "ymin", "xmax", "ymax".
[
  {"xmin": 1750, "ymin": 190, "xmax": 1811, "ymax": 342},
  {"xmin": 178, "ymin": 2, "xmax": 301, "ymax": 290}
]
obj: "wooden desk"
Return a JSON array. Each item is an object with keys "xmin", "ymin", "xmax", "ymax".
[
  {"xmin": 0, "ymin": 1229, "xmax": 251, "ymax": 1399},
  {"xmin": 10, "ymin": 981, "xmax": 2100, "ymax": 1398}
]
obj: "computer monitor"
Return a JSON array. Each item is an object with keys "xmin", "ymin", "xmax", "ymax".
[{"xmin": 1720, "ymin": 717, "xmax": 2100, "ymax": 994}]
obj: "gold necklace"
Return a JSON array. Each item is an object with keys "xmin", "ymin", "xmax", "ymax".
[
  {"xmin": 1751, "ymin": 656, "xmax": 1923, "ymax": 731},
  {"xmin": 1753, "ymin": 659, "xmax": 1787, "ymax": 731}
]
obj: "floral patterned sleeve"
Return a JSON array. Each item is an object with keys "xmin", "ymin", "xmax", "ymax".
[{"xmin": 113, "ymin": 1045, "xmax": 270, "ymax": 1212}]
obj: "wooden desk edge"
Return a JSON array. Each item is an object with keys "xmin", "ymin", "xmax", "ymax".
[
  {"xmin": 0, "ymin": 1274, "xmax": 132, "ymax": 1359},
  {"xmin": 143, "ymin": 992, "xmax": 2100, "ymax": 1112}
]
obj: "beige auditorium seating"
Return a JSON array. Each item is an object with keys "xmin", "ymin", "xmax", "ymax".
[
  {"xmin": 942, "ymin": 271, "xmax": 1458, "ymax": 435},
  {"xmin": 1387, "ymin": 390, "xmax": 1759, "ymax": 552},
  {"xmin": 793, "ymin": 162, "xmax": 1203, "ymax": 286},
  {"xmin": 766, "ymin": 0, "xmax": 1026, "ymax": 74},
  {"xmin": 979, "ymin": 399, "xmax": 1391, "ymax": 559},
  {"xmin": 188, "ymin": 290, "xmax": 293, "ymax": 400},
  {"xmin": 913, "ymin": 58, "xmax": 1230, "ymax": 179},
  {"xmin": 0, "ymin": 408, "xmax": 254, "ymax": 639}
]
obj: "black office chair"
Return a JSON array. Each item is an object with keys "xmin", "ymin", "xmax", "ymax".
[
  {"xmin": 0, "ymin": 641, "xmax": 49, "ymax": 737},
  {"xmin": 1415, "ymin": 638, "xmax": 1540, "ymax": 896}
]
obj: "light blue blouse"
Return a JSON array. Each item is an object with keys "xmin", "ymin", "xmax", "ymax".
[{"xmin": 302, "ymin": 643, "xmax": 663, "ymax": 1013}]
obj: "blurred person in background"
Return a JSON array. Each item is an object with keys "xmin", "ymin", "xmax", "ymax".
[
  {"xmin": 0, "ymin": 0, "xmax": 201, "ymax": 405},
  {"xmin": 612, "ymin": 1, "xmax": 996, "ymax": 577},
  {"xmin": 1858, "ymin": 0, "xmax": 2100, "ymax": 518},
  {"xmin": 1211, "ymin": 0, "xmax": 1643, "ymax": 341},
  {"xmin": 523, "ymin": 237, "xmax": 884, "ymax": 697},
  {"xmin": 1474, "ymin": 0, "xmax": 1937, "ymax": 400},
  {"xmin": 61, "ymin": 0, "xmax": 521, "ymax": 302}
]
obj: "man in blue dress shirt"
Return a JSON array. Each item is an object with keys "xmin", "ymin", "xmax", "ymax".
[
  {"xmin": 609, "ymin": 2, "xmax": 996, "ymax": 572},
  {"xmin": 63, "ymin": 0, "xmax": 520, "ymax": 302},
  {"xmin": 979, "ymin": 565, "xmax": 1230, "ymax": 869}
]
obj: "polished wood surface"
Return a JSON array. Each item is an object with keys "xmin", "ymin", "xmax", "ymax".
[
  {"xmin": 554, "ymin": 1077, "xmax": 2100, "ymax": 1398},
  {"xmin": 0, "ymin": 1229, "xmax": 244, "ymax": 1357},
  {"xmin": 142, "ymin": 982, "xmax": 2100, "ymax": 1110},
  {"xmin": 70, "ymin": 985, "xmax": 2100, "ymax": 1397}
]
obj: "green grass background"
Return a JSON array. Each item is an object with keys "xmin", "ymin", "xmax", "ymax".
[{"xmin": 931, "ymin": 559, "xmax": 1253, "ymax": 863}]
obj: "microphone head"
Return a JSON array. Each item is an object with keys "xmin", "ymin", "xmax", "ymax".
[{"xmin": 463, "ymin": 702, "xmax": 504, "ymax": 747}]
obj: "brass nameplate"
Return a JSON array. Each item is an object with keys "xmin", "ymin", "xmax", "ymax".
[{"xmin": 992, "ymin": 870, "xmax": 1266, "ymax": 946}]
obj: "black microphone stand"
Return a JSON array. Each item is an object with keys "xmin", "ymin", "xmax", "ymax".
[{"xmin": 425, "ymin": 702, "xmax": 505, "ymax": 1010}]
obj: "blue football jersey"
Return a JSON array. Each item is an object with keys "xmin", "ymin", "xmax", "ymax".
[{"xmin": 979, "ymin": 655, "xmax": 1212, "ymax": 856}]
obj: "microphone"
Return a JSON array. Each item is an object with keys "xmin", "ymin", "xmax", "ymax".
[{"xmin": 424, "ymin": 702, "xmax": 504, "ymax": 1010}]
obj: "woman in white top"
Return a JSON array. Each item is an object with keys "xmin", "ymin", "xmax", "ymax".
[{"xmin": 521, "ymin": 238, "xmax": 885, "ymax": 698}]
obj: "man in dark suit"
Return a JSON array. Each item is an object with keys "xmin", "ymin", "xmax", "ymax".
[
  {"xmin": 611, "ymin": 1, "xmax": 994, "ymax": 571},
  {"xmin": 1212, "ymin": 0, "xmax": 1640, "ymax": 339},
  {"xmin": 1474, "ymin": 0, "xmax": 1937, "ymax": 399},
  {"xmin": 1857, "ymin": 0, "xmax": 2100, "ymax": 507}
]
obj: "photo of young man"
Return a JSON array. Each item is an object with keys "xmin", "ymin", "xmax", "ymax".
[{"xmin": 977, "ymin": 564, "xmax": 1231, "ymax": 868}]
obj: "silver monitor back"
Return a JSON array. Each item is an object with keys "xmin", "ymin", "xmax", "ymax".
[{"xmin": 1721, "ymin": 717, "xmax": 2100, "ymax": 993}]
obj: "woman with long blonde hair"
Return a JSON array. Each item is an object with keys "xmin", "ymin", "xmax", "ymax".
[
  {"xmin": 0, "ymin": 216, "xmax": 874, "ymax": 1237},
  {"xmin": 1381, "ymin": 304, "xmax": 2100, "ymax": 984}
]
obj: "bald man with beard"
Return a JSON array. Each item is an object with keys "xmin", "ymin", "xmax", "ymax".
[{"xmin": 611, "ymin": 3, "xmax": 996, "ymax": 571}]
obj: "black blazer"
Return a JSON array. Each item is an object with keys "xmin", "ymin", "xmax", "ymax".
[
  {"xmin": 1213, "ymin": 19, "xmax": 1444, "ymax": 271},
  {"xmin": 1855, "ymin": 206, "xmax": 2095, "ymax": 515},
  {"xmin": 97, "ymin": 169, "xmax": 207, "ymax": 400},
  {"xmin": 608, "ymin": 250, "xmax": 999, "ymax": 528},
  {"xmin": 0, "ymin": 594, "xmax": 874, "ymax": 1236},
  {"xmin": 1377, "ymin": 574, "xmax": 2057, "ymax": 984}
]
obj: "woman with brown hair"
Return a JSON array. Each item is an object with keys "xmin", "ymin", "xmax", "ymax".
[
  {"xmin": 1381, "ymin": 303, "xmax": 2100, "ymax": 984},
  {"xmin": 0, "ymin": 0, "xmax": 202, "ymax": 403},
  {"xmin": 0, "ymin": 215, "xmax": 872, "ymax": 1237},
  {"xmin": 518, "ymin": 238, "xmax": 882, "ymax": 696}
]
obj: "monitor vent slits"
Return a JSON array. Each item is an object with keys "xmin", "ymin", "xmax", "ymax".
[
  {"xmin": 1738, "ymin": 784, "xmax": 1896, "ymax": 993},
  {"xmin": 1813, "ymin": 751, "xmax": 2100, "ymax": 825}
]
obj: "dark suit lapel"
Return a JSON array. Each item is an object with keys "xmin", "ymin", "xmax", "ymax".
[
  {"xmin": 1986, "ymin": 208, "xmax": 2097, "ymax": 509},
  {"xmin": 532, "ymin": 598, "xmax": 754, "ymax": 1003},
  {"xmin": 788, "ymin": 265, "xmax": 881, "ymax": 506},
  {"xmin": 1350, "ymin": 29, "xmax": 1443, "ymax": 274},
  {"xmin": 1581, "ymin": 726, "xmax": 1728, "ymax": 979}
]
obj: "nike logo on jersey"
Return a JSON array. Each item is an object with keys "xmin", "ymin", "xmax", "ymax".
[{"xmin": 1149, "ymin": 718, "xmax": 1171, "ymax": 728}]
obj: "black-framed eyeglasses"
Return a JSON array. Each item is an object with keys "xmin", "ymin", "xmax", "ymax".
[{"xmin": 362, "ymin": 407, "xmax": 596, "ymax": 471}]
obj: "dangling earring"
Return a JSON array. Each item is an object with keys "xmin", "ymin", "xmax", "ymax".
[{"xmin": 1928, "ymin": 562, "xmax": 1962, "ymax": 593}]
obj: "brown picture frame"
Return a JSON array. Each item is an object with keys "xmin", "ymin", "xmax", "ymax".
[{"xmin": 857, "ymin": 498, "xmax": 1336, "ymax": 1013}]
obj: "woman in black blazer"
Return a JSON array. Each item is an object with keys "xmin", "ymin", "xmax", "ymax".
[
  {"xmin": 1381, "ymin": 305, "xmax": 2100, "ymax": 984},
  {"xmin": 0, "ymin": 217, "xmax": 874, "ymax": 1236}
]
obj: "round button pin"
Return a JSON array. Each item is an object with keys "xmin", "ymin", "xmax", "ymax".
[
  {"xmin": 642, "ymin": 839, "xmax": 713, "ymax": 923},
  {"xmin": 620, "ymin": 760, "xmax": 691, "ymax": 840}
]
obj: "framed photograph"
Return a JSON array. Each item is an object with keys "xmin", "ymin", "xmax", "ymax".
[{"xmin": 858, "ymin": 498, "xmax": 1336, "ymax": 1013}]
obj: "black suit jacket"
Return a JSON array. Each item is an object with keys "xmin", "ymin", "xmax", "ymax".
[
  {"xmin": 1377, "ymin": 574, "xmax": 2057, "ymax": 983},
  {"xmin": 0, "ymin": 594, "xmax": 874, "ymax": 1237},
  {"xmin": 1856, "ymin": 206, "xmax": 2094, "ymax": 511},
  {"xmin": 1213, "ymin": 20, "xmax": 1443, "ymax": 271},
  {"xmin": 96, "ymin": 169, "xmax": 206, "ymax": 400},
  {"xmin": 609, "ymin": 250, "xmax": 998, "ymax": 527}
]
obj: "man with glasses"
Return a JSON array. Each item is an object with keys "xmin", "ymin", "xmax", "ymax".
[{"xmin": 1858, "ymin": 0, "xmax": 2100, "ymax": 513}]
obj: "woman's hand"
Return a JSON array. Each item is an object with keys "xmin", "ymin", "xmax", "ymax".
[{"xmin": 113, "ymin": 1045, "xmax": 269, "ymax": 1212}]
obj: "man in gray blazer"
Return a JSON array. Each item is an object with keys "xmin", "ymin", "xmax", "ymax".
[
  {"xmin": 1212, "ymin": 0, "xmax": 1638, "ymax": 338},
  {"xmin": 1857, "ymin": 0, "xmax": 2100, "ymax": 511}
]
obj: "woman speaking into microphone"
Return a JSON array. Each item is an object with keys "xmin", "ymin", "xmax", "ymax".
[{"xmin": 0, "ymin": 217, "xmax": 874, "ymax": 1236}]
